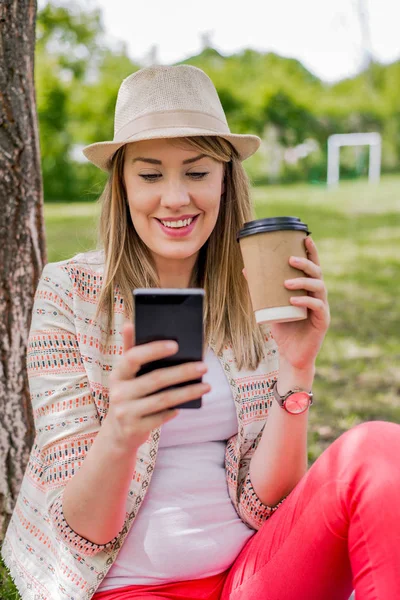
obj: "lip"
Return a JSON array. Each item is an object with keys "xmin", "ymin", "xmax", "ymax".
[
  {"xmin": 155, "ymin": 214, "xmax": 200, "ymax": 238},
  {"xmin": 156, "ymin": 214, "xmax": 199, "ymax": 222}
]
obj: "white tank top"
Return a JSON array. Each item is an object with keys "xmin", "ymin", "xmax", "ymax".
[{"xmin": 97, "ymin": 347, "xmax": 255, "ymax": 590}]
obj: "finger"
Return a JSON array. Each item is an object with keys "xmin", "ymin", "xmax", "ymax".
[
  {"xmin": 304, "ymin": 236, "xmax": 321, "ymax": 267},
  {"xmin": 123, "ymin": 322, "xmax": 135, "ymax": 354},
  {"xmin": 289, "ymin": 256, "xmax": 322, "ymax": 279},
  {"xmin": 141, "ymin": 407, "xmax": 180, "ymax": 430},
  {"xmin": 290, "ymin": 295, "xmax": 330, "ymax": 324},
  {"xmin": 135, "ymin": 381, "xmax": 210, "ymax": 417},
  {"xmin": 112, "ymin": 340, "xmax": 178, "ymax": 382},
  {"xmin": 121, "ymin": 360, "xmax": 208, "ymax": 400},
  {"xmin": 284, "ymin": 277, "xmax": 327, "ymax": 300}
]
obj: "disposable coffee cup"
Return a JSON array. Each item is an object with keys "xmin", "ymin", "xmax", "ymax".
[{"xmin": 237, "ymin": 217, "xmax": 311, "ymax": 324}]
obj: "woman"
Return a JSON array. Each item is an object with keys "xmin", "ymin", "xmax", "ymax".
[{"xmin": 2, "ymin": 65, "xmax": 400, "ymax": 600}]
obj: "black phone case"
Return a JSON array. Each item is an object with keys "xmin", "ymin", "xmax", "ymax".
[{"xmin": 133, "ymin": 289, "xmax": 204, "ymax": 409}]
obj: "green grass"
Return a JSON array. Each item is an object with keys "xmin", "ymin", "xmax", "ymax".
[
  {"xmin": 1, "ymin": 175, "xmax": 399, "ymax": 597},
  {"xmin": 0, "ymin": 554, "xmax": 20, "ymax": 600},
  {"xmin": 23, "ymin": 175, "xmax": 400, "ymax": 455},
  {"xmin": 251, "ymin": 175, "xmax": 400, "ymax": 459}
]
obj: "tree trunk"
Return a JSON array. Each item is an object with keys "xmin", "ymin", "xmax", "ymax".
[{"xmin": 0, "ymin": 0, "xmax": 47, "ymax": 542}]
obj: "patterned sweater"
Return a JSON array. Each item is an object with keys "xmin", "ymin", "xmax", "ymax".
[{"xmin": 1, "ymin": 249, "xmax": 283, "ymax": 600}]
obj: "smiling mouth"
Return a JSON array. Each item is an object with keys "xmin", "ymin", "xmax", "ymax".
[
  {"xmin": 155, "ymin": 215, "xmax": 200, "ymax": 228},
  {"xmin": 154, "ymin": 214, "xmax": 201, "ymax": 236}
]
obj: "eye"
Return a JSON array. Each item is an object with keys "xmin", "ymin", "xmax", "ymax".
[
  {"xmin": 139, "ymin": 174, "xmax": 161, "ymax": 182},
  {"xmin": 139, "ymin": 172, "xmax": 209, "ymax": 182},
  {"xmin": 188, "ymin": 172, "xmax": 209, "ymax": 180}
]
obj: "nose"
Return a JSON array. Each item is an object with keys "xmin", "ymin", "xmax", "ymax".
[{"xmin": 160, "ymin": 177, "xmax": 191, "ymax": 210}]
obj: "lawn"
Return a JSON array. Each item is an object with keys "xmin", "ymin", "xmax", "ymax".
[
  {"xmin": 251, "ymin": 176, "xmax": 400, "ymax": 458},
  {"xmin": 1, "ymin": 174, "xmax": 399, "ymax": 597},
  {"xmin": 43, "ymin": 175, "xmax": 400, "ymax": 460}
]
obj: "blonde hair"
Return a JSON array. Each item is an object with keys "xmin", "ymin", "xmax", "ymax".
[{"xmin": 93, "ymin": 136, "xmax": 265, "ymax": 371}]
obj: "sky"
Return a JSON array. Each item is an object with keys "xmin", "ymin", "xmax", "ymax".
[{"xmin": 40, "ymin": 0, "xmax": 400, "ymax": 82}]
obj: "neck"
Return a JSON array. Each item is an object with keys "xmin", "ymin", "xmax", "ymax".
[{"xmin": 154, "ymin": 252, "xmax": 199, "ymax": 288}]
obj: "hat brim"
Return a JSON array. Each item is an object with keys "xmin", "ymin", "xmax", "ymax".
[{"xmin": 82, "ymin": 128, "xmax": 261, "ymax": 173}]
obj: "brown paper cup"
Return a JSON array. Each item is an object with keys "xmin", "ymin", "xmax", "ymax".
[{"xmin": 237, "ymin": 218, "xmax": 310, "ymax": 324}]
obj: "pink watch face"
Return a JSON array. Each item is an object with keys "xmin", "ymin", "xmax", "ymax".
[{"xmin": 284, "ymin": 392, "xmax": 311, "ymax": 414}]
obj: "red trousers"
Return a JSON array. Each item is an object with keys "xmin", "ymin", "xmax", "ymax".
[{"xmin": 93, "ymin": 421, "xmax": 400, "ymax": 599}]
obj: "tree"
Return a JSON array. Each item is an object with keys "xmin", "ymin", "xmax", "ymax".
[
  {"xmin": 263, "ymin": 90, "xmax": 323, "ymax": 147},
  {"xmin": 35, "ymin": 2, "xmax": 140, "ymax": 201},
  {"xmin": 0, "ymin": 0, "xmax": 46, "ymax": 540},
  {"xmin": 35, "ymin": 2, "xmax": 104, "ymax": 200}
]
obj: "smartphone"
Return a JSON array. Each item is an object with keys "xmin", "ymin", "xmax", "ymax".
[{"xmin": 133, "ymin": 288, "xmax": 205, "ymax": 409}]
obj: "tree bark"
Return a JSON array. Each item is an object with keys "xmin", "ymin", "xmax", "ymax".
[{"xmin": 0, "ymin": 0, "xmax": 47, "ymax": 541}]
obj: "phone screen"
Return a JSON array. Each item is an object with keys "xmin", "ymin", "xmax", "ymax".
[{"xmin": 133, "ymin": 289, "xmax": 204, "ymax": 409}]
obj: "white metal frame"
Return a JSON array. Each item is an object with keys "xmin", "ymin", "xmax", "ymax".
[{"xmin": 327, "ymin": 132, "xmax": 381, "ymax": 187}]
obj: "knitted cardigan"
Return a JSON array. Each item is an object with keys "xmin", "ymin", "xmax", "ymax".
[{"xmin": 1, "ymin": 249, "xmax": 283, "ymax": 600}]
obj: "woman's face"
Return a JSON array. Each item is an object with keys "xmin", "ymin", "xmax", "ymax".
[{"xmin": 123, "ymin": 138, "xmax": 225, "ymax": 266}]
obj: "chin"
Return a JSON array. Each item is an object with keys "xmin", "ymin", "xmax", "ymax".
[{"xmin": 157, "ymin": 246, "xmax": 200, "ymax": 259}]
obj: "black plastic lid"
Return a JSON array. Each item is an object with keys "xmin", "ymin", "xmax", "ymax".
[{"xmin": 237, "ymin": 216, "xmax": 310, "ymax": 241}]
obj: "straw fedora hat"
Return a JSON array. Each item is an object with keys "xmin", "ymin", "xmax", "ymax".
[{"xmin": 82, "ymin": 64, "xmax": 261, "ymax": 172}]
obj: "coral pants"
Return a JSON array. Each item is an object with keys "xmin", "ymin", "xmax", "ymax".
[{"xmin": 93, "ymin": 421, "xmax": 400, "ymax": 599}]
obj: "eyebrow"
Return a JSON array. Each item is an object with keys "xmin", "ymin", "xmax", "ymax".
[{"xmin": 131, "ymin": 153, "xmax": 207, "ymax": 165}]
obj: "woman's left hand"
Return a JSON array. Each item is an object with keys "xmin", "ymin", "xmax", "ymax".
[{"xmin": 243, "ymin": 236, "xmax": 330, "ymax": 371}]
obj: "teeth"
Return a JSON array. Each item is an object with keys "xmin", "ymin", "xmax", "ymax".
[{"xmin": 161, "ymin": 217, "xmax": 194, "ymax": 228}]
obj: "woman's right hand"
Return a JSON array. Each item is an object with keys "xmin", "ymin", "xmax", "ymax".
[{"xmin": 106, "ymin": 322, "xmax": 210, "ymax": 453}]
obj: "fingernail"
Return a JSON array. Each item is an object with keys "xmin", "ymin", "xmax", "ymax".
[{"xmin": 166, "ymin": 341, "xmax": 178, "ymax": 350}]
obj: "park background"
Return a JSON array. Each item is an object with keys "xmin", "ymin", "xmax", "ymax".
[
  {"xmin": 33, "ymin": 0, "xmax": 400, "ymax": 445},
  {"xmin": 1, "ymin": 0, "xmax": 399, "ymax": 597},
  {"xmin": 36, "ymin": 1, "xmax": 400, "ymax": 200}
]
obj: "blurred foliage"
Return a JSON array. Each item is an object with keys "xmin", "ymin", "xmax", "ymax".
[{"xmin": 34, "ymin": 2, "xmax": 400, "ymax": 201}]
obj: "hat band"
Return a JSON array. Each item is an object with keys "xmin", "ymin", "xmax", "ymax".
[{"xmin": 114, "ymin": 110, "xmax": 230, "ymax": 142}]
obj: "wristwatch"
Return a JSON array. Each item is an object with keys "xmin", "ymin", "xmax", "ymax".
[{"xmin": 271, "ymin": 380, "xmax": 313, "ymax": 415}]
